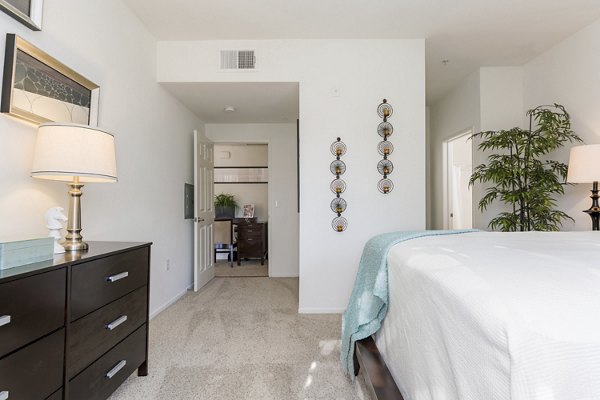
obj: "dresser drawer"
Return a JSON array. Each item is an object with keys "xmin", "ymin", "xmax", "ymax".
[
  {"xmin": 68, "ymin": 286, "xmax": 147, "ymax": 378},
  {"xmin": 71, "ymin": 248, "xmax": 149, "ymax": 320},
  {"xmin": 238, "ymin": 238, "xmax": 262, "ymax": 251},
  {"xmin": 0, "ymin": 268, "xmax": 66, "ymax": 357},
  {"xmin": 70, "ymin": 325, "xmax": 146, "ymax": 400},
  {"xmin": 237, "ymin": 225, "xmax": 264, "ymax": 234},
  {"xmin": 0, "ymin": 328, "xmax": 64, "ymax": 400}
]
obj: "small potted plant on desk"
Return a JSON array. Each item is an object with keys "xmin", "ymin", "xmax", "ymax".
[{"xmin": 214, "ymin": 193, "xmax": 238, "ymax": 219}]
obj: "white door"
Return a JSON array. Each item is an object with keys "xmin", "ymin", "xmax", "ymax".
[
  {"xmin": 446, "ymin": 131, "xmax": 473, "ymax": 229},
  {"xmin": 193, "ymin": 130, "xmax": 215, "ymax": 291}
]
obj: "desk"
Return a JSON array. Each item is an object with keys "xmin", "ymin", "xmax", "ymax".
[{"xmin": 214, "ymin": 218, "xmax": 258, "ymax": 267}]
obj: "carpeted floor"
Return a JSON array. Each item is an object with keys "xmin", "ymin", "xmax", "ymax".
[
  {"xmin": 214, "ymin": 260, "xmax": 268, "ymax": 277},
  {"xmin": 108, "ymin": 278, "xmax": 370, "ymax": 400}
]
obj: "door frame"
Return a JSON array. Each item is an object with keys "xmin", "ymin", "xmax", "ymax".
[
  {"xmin": 211, "ymin": 139, "xmax": 272, "ymax": 277},
  {"xmin": 442, "ymin": 128, "xmax": 474, "ymax": 230}
]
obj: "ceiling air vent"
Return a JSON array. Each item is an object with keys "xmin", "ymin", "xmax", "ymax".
[{"xmin": 220, "ymin": 50, "xmax": 256, "ymax": 70}]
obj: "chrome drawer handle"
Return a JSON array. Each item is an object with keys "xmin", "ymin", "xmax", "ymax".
[
  {"xmin": 0, "ymin": 391, "xmax": 9, "ymax": 400},
  {"xmin": 106, "ymin": 360, "xmax": 127, "ymax": 379},
  {"xmin": 106, "ymin": 272, "xmax": 129, "ymax": 283},
  {"xmin": 0, "ymin": 315, "xmax": 11, "ymax": 327},
  {"xmin": 106, "ymin": 315, "xmax": 128, "ymax": 331}
]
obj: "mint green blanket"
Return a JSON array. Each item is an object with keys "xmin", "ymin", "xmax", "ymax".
[{"xmin": 341, "ymin": 230, "xmax": 477, "ymax": 376}]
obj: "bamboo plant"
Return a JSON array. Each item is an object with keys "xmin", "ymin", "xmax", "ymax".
[{"xmin": 469, "ymin": 104, "xmax": 582, "ymax": 232}]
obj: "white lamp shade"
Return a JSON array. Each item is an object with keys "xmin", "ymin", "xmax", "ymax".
[
  {"xmin": 31, "ymin": 123, "xmax": 118, "ymax": 183},
  {"xmin": 567, "ymin": 144, "xmax": 600, "ymax": 183}
]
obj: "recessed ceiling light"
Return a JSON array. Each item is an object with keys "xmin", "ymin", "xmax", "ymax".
[{"xmin": 224, "ymin": 106, "xmax": 236, "ymax": 112}]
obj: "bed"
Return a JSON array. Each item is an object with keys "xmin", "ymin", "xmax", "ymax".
[{"xmin": 350, "ymin": 231, "xmax": 600, "ymax": 400}]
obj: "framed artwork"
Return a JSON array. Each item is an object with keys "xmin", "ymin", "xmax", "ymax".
[
  {"xmin": 0, "ymin": 0, "xmax": 43, "ymax": 30},
  {"xmin": 243, "ymin": 204, "xmax": 255, "ymax": 218},
  {"xmin": 1, "ymin": 34, "xmax": 100, "ymax": 125}
]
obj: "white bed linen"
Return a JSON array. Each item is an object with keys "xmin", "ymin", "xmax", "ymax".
[{"xmin": 375, "ymin": 231, "xmax": 600, "ymax": 400}]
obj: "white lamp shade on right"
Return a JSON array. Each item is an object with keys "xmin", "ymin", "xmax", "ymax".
[
  {"xmin": 567, "ymin": 144, "xmax": 600, "ymax": 184},
  {"xmin": 31, "ymin": 123, "xmax": 118, "ymax": 183}
]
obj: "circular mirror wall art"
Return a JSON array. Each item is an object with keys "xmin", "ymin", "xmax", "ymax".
[
  {"xmin": 377, "ymin": 99, "xmax": 394, "ymax": 194},
  {"xmin": 330, "ymin": 137, "xmax": 348, "ymax": 232},
  {"xmin": 332, "ymin": 216, "xmax": 348, "ymax": 232},
  {"xmin": 377, "ymin": 141, "xmax": 394, "ymax": 156},
  {"xmin": 378, "ymin": 178, "xmax": 394, "ymax": 194},
  {"xmin": 330, "ymin": 178, "xmax": 347, "ymax": 194}
]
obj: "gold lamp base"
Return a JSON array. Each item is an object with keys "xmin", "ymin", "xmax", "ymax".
[{"xmin": 63, "ymin": 177, "xmax": 89, "ymax": 252}]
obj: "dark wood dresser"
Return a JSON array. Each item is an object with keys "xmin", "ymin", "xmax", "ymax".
[
  {"xmin": 0, "ymin": 242, "xmax": 151, "ymax": 400},
  {"xmin": 237, "ymin": 222, "xmax": 267, "ymax": 265}
]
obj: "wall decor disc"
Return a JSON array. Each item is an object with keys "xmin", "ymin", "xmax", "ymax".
[
  {"xmin": 377, "ymin": 100, "xmax": 394, "ymax": 119},
  {"xmin": 330, "ymin": 140, "xmax": 347, "ymax": 157},
  {"xmin": 378, "ymin": 141, "xmax": 394, "ymax": 156},
  {"xmin": 378, "ymin": 178, "xmax": 394, "ymax": 194},
  {"xmin": 377, "ymin": 159, "xmax": 394, "ymax": 176},
  {"xmin": 330, "ymin": 197, "xmax": 347, "ymax": 214},
  {"xmin": 330, "ymin": 178, "xmax": 347, "ymax": 194},
  {"xmin": 330, "ymin": 160, "xmax": 347, "ymax": 176},
  {"xmin": 377, "ymin": 122, "xmax": 394, "ymax": 138},
  {"xmin": 332, "ymin": 216, "xmax": 348, "ymax": 232}
]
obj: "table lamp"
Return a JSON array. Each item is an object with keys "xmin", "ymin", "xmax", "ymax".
[
  {"xmin": 31, "ymin": 123, "xmax": 118, "ymax": 251},
  {"xmin": 567, "ymin": 144, "xmax": 600, "ymax": 231}
]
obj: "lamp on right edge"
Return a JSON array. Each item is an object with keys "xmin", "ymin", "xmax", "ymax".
[{"xmin": 567, "ymin": 144, "xmax": 600, "ymax": 230}]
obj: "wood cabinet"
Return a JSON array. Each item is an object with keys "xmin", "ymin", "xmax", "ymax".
[
  {"xmin": 236, "ymin": 222, "xmax": 267, "ymax": 265},
  {"xmin": 0, "ymin": 242, "xmax": 151, "ymax": 400}
]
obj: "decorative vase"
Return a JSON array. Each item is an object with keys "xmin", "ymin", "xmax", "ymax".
[{"xmin": 215, "ymin": 206, "xmax": 235, "ymax": 219}]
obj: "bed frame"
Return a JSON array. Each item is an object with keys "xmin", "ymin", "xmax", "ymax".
[{"xmin": 354, "ymin": 336, "xmax": 404, "ymax": 400}]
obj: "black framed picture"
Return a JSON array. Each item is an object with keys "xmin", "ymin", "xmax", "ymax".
[
  {"xmin": 1, "ymin": 34, "xmax": 100, "ymax": 125},
  {"xmin": 0, "ymin": 0, "xmax": 43, "ymax": 30}
]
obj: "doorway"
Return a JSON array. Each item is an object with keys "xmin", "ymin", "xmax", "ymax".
[
  {"xmin": 213, "ymin": 143, "xmax": 269, "ymax": 277},
  {"xmin": 444, "ymin": 130, "xmax": 473, "ymax": 229}
]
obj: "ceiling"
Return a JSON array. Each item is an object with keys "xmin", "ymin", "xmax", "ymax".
[
  {"xmin": 124, "ymin": 0, "xmax": 600, "ymax": 104},
  {"xmin": 162, "ymin": 82, "xmax": 299, "ymax": 123}
]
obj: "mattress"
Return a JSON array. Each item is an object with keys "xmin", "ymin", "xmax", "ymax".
[{"xmin": 374, "ymin": 231, "xmax": 600, "ymax": 400}]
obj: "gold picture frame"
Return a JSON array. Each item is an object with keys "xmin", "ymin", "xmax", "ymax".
[
  {"xmin": 0, "ymin": 0, "xmax": 43, "ymax": 31},
  {"xmin": 1, "ymin": 34, "xmax": 100, "ymax": 125}
]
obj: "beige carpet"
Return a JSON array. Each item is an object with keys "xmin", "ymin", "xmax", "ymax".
[
  {"xmin": 108, "ymin": 278, "xmax": 371, "ymax": 400},
  {"xmin": 214, "ymin": 260, "xmax": 268, "ymax": 277}
]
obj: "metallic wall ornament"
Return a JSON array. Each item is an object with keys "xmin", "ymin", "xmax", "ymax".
[
  {"xmin": 377, "ymin": 99, "xmax": 394, "ymax": 194},
  {"xmin": 330, "ymin": 137, "xmax": 348, "ymax": 232}
]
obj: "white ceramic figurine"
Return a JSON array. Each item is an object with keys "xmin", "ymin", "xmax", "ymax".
[{"xmin": 46, "ymin": 207, "xmax": 67, "ymax": 254}]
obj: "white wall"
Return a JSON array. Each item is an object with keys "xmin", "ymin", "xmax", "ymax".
[
  {"xmin": 429, "ymin": 67, "xmax": 524, "ymax": 230},
  {"xmin": 523, "ymin": 18, "xmax": 600, "ymax": 231},
  {"xmin": 0, "ymin": 0, "xmax": 203, "ymax": 316},
  {"xmin": 214, "ymin": 144, "xmax": 268, "ymax": 167},
  {"xmin": 165, "ymin": 40, "xmax": 427, "ymax": 311},
  {"xmin": 206, "ymin": 124, "xmax": 299, "ymax": 278}
]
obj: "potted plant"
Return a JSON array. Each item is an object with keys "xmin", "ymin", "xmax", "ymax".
[
  {"xmin": 214, "ymin": 193, "xmax": 237, "ymax": 219},
  {"xmin": 469, "ymin": 104, "xmax": 582, "ymax": 232}
]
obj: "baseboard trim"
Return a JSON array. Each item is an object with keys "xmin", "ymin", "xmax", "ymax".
[
  {"xmin": 269, "ymin": 272, "xmax": 299, "ymax": 278},
  {"xmin": 298, "ymin": 307, "xmax": 345, "ymax": 314},
  {"xmin": 149, "ymin": 284, "xmax": 193, "ymax": 320}
]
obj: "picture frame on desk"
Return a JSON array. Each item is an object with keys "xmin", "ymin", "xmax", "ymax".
[
  {"xmin": 242, "ymin": 204, "xmax": 255, "ymax": 218},
  {"xmin": 0, "ymin": 0, "xmax": 43, "ymax": 31},
  {"xmin": 1, "ymin": 34, "xmax": 100, "ymax": 125}
]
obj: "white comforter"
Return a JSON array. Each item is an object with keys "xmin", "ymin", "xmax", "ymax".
[{"xmin": 375, "ymin": 231, "xmax": 600, "ymax": 400}]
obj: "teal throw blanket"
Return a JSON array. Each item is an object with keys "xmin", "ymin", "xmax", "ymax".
[{"xmin": 341, "ymin": 230, "xmax": 478, "ymax": 376}]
